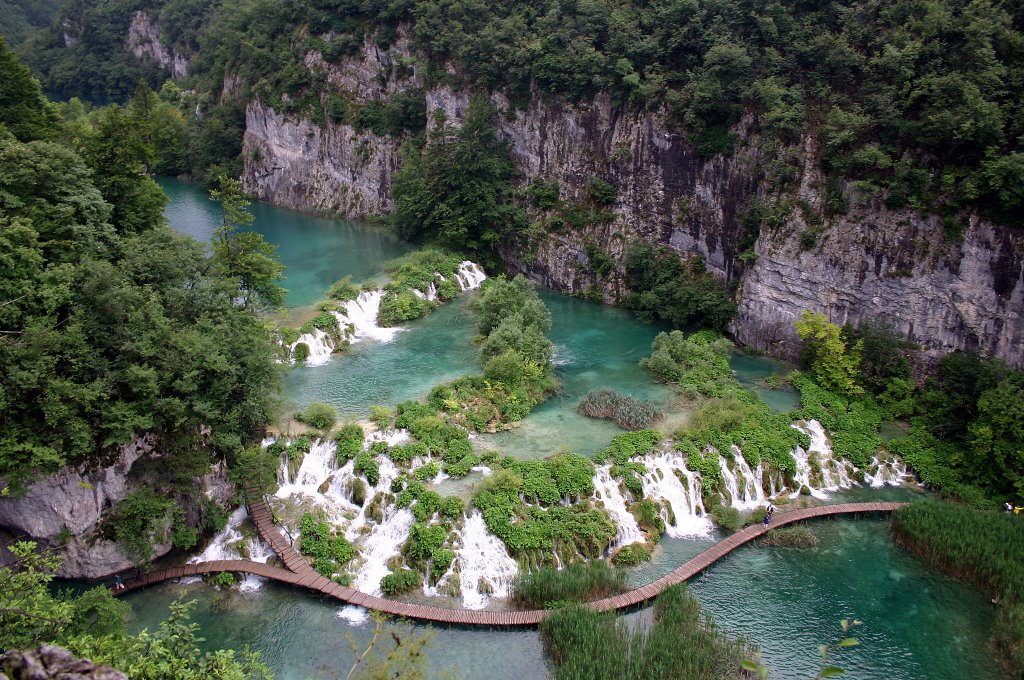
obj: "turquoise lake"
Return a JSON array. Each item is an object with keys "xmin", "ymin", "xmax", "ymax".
[{"xmin": 153, "ymin": 178, "xmax": 1002, "ymax": 679}]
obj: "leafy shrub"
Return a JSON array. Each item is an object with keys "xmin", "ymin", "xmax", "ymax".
[
  {"xmin": 294, "ymin": 402, "xmax": 337, "ymax": 430},
  {"xmin": 624, "ymin": 244, "xmax": 736, "ymax": 330},
  {"xmin": 414, "ymin": 461, "xmax": 440, "ymax": 481},
  {"xmin": 710, "ymin": 504, "xmax": 741, "ymax": 532},
  {"xmin": 378, "ymin": 289, "xmax": 433, "ymax": 326},
  {"xmin": 333, "ymin": 424, "xmax": 364, "ymax": 462},
  {"xmin": 299, "ymin": 512, "xmax": 357, "ymax": 577},
  {"xmin": 213, "ymin": 572, "xmax": 236, "ymax": 587},
  {"xmin": 439, "ymin": 496, "xmax": 465, "ymax": 519},
  {"xmin": 369, "ymin": 405, "xmax": 393, "ymax": 429},
  {"xmin": 354, "ymin": 452, "xmax": 380, "ymax": 486},
  {"xmin": 380, "ymin": 569, "xmax": 422, "ymax": 595},
  {"xmin": 612, "ymin": 544, "xmax": 652, "ymax": 565},
  {"xmin": 327, "ymin": 275, "xmax": 359, "ymax": 301}
]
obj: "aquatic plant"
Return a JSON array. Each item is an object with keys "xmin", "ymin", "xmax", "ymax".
[
  {"xmin": 892, "ymin": 502, "xmax": 1024, "ymax": 673},
  {"xmin": 759, "ymin": 526, "xmax": 820, "ymax": 548},
  {"xmin": 380, "ymin": 569, "xmax": 421, "ymax": 595},
  {"xmin": 577, "ymin": 388, "xmax": 664, "ymax": 430},
  {"xmin": 333, "ymin": 424, "xmax": 364, "ymax": 462},
  {"xmin": 511, "ymin": 560, "xmax": 627, "ymax": 609},
  {"xmin": 540, "ymin": 583, "xmax": 758, "ymax": 678}
]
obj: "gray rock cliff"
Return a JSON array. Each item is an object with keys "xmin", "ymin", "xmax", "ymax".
[
  {"xmin": 240, "ymin": 39, "xmax": 1023, "ymax": 369},
  {"xmin": 0, "ymin": 436, "xmax": 233, "ymax": 578}
]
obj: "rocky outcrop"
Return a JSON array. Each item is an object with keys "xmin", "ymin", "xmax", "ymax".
[
  {"xmin": 126, "ymin": 11, "xmax": 188, "ymax": 79},
  {"xmin": 0, "ymin": 646, "xmax": 126, "ymax": 680},
  {"xmin": 0, "ymin": 437, "xmax": 234, "ymax": 578},
  {"xmin": 241, "ymin": 38, "xmax": 1024, "ymax": 369}
]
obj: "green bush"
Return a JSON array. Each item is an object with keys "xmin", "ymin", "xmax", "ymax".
[
  {"xmin": 612, "ymin": 543, "xmax": 652, "ymax": 566},
  {"xmin": 710, "ymin": 504, "xmax": 741, "ymax": 532},
  {"xmin": 414, "ymin": 461, "xmax": 440, "ymax": 481},
  {"xmin": 294, "ymin": 402, "xmax": 338, "ymax": 430},
  {"xmin": 380, "ymin": 569, "xmax": 422, "ymax": 595},
  {"xmin": 326, "ymin": 275, "xmax": 360, "ymax": 301},
  {"xmin": 298, "ymin": 512, "xmax": 357, "ymax": 577},
  {"xmin": 624, "ymin": 244, "xmax": 736, "ymax": 330},
  {"xmin": 333, "ymin": 424, "xmax": 364, "ymax": 462},
  {"xmin": 378, "ymin": 289, "xmax": 433, "ymax": 326}
]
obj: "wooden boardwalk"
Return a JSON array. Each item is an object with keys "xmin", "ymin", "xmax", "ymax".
[{"xmin": 116, "ymin": 494, "xmax": 906, "ymax": 626}]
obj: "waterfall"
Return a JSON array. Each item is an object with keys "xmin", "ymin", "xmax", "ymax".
[
  {"xmin": 275, "ymin": 439, "xmax": 338, "ymax": 499},
  {"xmin": 592, "ymin": 466, "xmax": 646, "ymax": 548},
  {"xmin": 450, "ymin": 511, "xmax": 519, "ymax": 610},
  {"xmin": 718, "ymin": 447, "xmax": 765, "ymax": 510},
  {"xmin": 639, "ymin": 452, "xmax": 712, "ymax": 537},
  {"xmin": 865, "ymin": 454, "xmax": 913, "ymax": 487},
  {"xmin": 454, "ymin": 261, "xmax": 487, "ymax": 290},
  {"xmin": 789, "ymin": 420, "xmax": 855, "ymax": 499},
  {"xmin": 337, "ymin": 290, "xmax": 403, "ymax": 344},
  {"xmin": 349, "ymin": 506, "xmax": 415, "ymax": 595},
  {"xmin": 289, "ymin": 328, "xmax": 335, "ymax": 366},
  {"xmin": 187, "ymin": 506, "xmax": 274, "ymax": 591}
]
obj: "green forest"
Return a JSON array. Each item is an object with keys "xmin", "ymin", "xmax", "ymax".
[{"xmin": 19, "ymin": 0, "xmax": 1024, "ymax": 228}]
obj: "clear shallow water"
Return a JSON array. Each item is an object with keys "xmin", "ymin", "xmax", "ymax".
[
  {"xmin": 122, "ymin": 509, "xmax": 1000, "ymax": 680},
  {"xmin": 159, "ymin": 177, "xmax": 411, "ymax": 308}
]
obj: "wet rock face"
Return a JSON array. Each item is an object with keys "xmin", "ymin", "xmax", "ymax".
[
  {"xmin": 241, "ymin": 38, "xmax": 1024, "ymax": 369},
  {"xmin": 0, "ymin": 436, "xmax": 234, "ymax": 578},
  {"xmin": 0, "ymin": 646, "xmax": 127, "ymax": 680}
]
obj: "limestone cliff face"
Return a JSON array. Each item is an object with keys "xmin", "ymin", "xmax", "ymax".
[
  {"xmin": 0, "ymin": 436, "xmax": 233, "ymax": 578},
  {"xmin": 126, "ymin": 11, "xmax": 188, "ymax": 79},
  {"xmin": 241, "ymin": 42, "xmax": 1023, "ymax": 369}
]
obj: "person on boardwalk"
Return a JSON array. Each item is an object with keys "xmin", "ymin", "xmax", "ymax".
[{"xmin": 114, "ymin": 574, "xmax": 124, "ymax": 590}]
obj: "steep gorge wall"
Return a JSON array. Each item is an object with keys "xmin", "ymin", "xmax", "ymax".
[{"xmin": 241, "ymin": 39, "xmax": 1024, "ymax": 369}]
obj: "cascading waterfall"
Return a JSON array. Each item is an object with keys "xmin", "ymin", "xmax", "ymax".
[
  {"xmin": 447, "ymin": 511, "xmax": 519, "ymax": 610},
  {"xmin": 639, "ymin": 452, "xmax": 712, "ymax": 537},
  {"xmin": 289, "ymin": 329, "xmax": 335, "ymax": 366},
  {"xmin": 335, "ymin": 290, "xmax": 402, "ymax": 344},
  {"xmin": 186, "ymin": 507, "xmax": 274, "ymax": 591},
  {"xmin": 789, "ymin": 420, "xmax": 855, "ymax": 499},
  {"xmin": 865, "ymin": 454, "xmax": 913, "ymax": 487},
  {"xmin": 454, "ymin": 261, "xmax": 487, "ymax": 290},
  {"xmin": 592, "ymin": 466, "xmax": 646, "ymax": 548},
  {"xmin": 718, "ymin": 446, "xmax": 766, "ymax": 510}
]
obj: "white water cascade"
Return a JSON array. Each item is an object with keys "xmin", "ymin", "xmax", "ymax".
[
  {"xmin": 348, "ymin": 506, "xmax": 416, "ymax": 595},
  {"xmin": 865, "ymin": 454, "xmax": 913, "ymax": 487},
  {"xmin": 718, "ymin": 446, "xmax": 766, "ymax": 510},
  {"xmin": 289, "ymin": 328, "xmax": 336, "ymax": 367},
  {"xmin": 335, "ymin": 290, "xmax": 403, "ymax": 344},
  {"xmin": 639, "ymin": 452, "xmax": 712, "ymax": 537},
  {"xmin": 187, "ymin": 507, "xmax": 274, "ymax": 591},
  {"xmin": 592, "ymin": 466, "xmax": 646, "ymax": 548},
  {"xmin": 448, "ymin": 510, "xmax": 519, "ymax": 610},
  {"xmin": 789, "ymin": 420, "xmax": 856, "ymax": 499},
  {"xmin": 454, "ymin": 261, "xmax": 487, "ymax": 290}
]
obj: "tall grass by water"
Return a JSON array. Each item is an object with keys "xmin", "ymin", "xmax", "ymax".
[
  {"xmin": 892, "ymin": 503, "xmax": 1024, "ymax": 676},
  {"xmin": 510, "ymin": 561, "xmax": 627, "ymax": 609},
  {"xmin": 540, "ymin": 583, "xmax": 758, "ymax": 679}
]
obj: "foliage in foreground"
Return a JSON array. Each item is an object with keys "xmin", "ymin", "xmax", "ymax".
[
  {"xmin": 891, "ymin": 503, "xmax": 1024, "ymax": 676},
  {"xmin": 511, "ymin": 560, "xmax": 627, "ymax": 609},
  {"xmin": 540, "ymin": 583, "xmax": 758, "ymax": 680},
  {"xmin": 0, "ymin": 540, "xmax": 271, "ymax": 679}
]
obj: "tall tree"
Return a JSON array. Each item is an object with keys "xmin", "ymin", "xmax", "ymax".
[{"xmin": 209, "ymin": 176, "xmax": 286, "ymax": 309}]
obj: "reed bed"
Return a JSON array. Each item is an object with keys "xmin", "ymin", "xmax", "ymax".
[
  {"xmin": 510, "ymin": 560, "xmax": 627, "ymax": 609},
  {"xmin": 892, "ymin": 503, "xmax": 1024, "ymax": 675},
  {"xmin": 759, "ymin": 526, "xmax": 820, "ymax": 548},
  {"xmin": 540, "ymin": 583, "xmax": 759, "ymax": 679}
]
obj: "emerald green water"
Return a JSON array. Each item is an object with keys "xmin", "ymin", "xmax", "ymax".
[
  {"xmin": 159, "ymin": 177, "xmax": 412, "ymax": 307},
  {"xmin": 154, "ymin": 179, "xmax": 1001, "ymax": 678},
  {"xmin": 122, "ymin": 508, "xmax": 1001, "ymax": 680}
]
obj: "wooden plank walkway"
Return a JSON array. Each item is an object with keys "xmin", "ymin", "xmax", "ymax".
[{"xmin": 115, "ymin": 492, "xmax": 906, "ymax": 627}]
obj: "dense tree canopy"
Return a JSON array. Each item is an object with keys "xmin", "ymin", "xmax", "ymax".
[
  {"xmin": 0, "ymin": 39, "xmax": 280, "ymax": 487},
  {"xmin": 20, "ymin": 0, "xmax": 1024, "ymax": 225}
]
